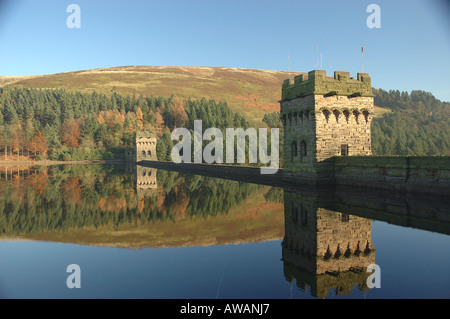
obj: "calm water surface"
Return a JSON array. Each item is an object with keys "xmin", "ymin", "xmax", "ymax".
[{"xmin": 0, "ymin": 165, "xmax": 448, "ymax": 299}]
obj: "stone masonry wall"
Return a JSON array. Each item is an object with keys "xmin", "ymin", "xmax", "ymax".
[
  {"xmin": 136, "ymin": 131, "xmax": 157, "ymax": 162},
  {"xmin": 314, "ymin": 95, "xmax": 373, "ymax": 162},
  {"xmin": 281, "ymin": 95, "xmax": 316, "ymax": 173}
]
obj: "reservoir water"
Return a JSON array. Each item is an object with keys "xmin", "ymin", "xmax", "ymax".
[{"xmin": 0, "ymin": 164, "xmax": 448, "ymax": 299}]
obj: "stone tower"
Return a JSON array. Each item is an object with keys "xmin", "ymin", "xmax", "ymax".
[
  {"xmin": 282, "ymin": 192, "xmax": 375, "ymax": 298},
  {"xmin": 135, "ymin": 131, "xmax": 157, "ymax": 162},
  {"xmin": 280, "ymin": 70, "xmax": 374, "ymax": 184}
]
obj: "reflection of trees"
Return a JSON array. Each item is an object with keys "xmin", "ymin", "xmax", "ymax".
[{"xmin": 0, "ymin": 165, "xmax": 260, "ymax": 235}]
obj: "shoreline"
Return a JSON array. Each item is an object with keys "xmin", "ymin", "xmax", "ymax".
[{"xmin": 0, "ymin": 159, "xmax": 126, "ymax": 167}]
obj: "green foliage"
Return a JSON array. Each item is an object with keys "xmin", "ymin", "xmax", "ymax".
[
  {"xmin": 0, "ymin": 87, "xmax": 249, "ymax": 162},
  {"xmin": 372, "ymin": 89, "xmax": 450, "ymax": 156},
  {"xmin": 263, "ymin": 187, "xmax": 284, "ymax": 203},
  {"xmin": 262, "ymin": 111, "xmax": 282, "ymax": 128},
  {"xmin": 156, "ymin": 131, "xmax": 174, "ymax": 161}
]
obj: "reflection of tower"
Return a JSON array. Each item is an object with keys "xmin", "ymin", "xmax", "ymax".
[
  {"xmin": 135, "ymin": 131, "xmax": 157, "ymax": 162},
  {"xmin": 282, "ymin": 192, "xmax": 375, "ymax": 298},
  {"xmin": 136, "ymin": 166, "xmax": 158, "ymax": 197}
]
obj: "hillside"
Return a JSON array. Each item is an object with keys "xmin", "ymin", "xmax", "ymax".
[
  {"xmin": 5, "ymin": 65, "xmax": 446, "ymax": 159},
  {"xmin": 1, "ymin": 66, "xmax": 299, "ymax": 127},
  {"xmin": 0, "ymin": 66, "xmax": 390, "ymax": 127}
]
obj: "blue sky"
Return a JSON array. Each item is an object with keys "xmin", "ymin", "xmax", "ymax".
[{"xmin": 0, "ymin": 0, "xmax": 449, "ymax": 101}]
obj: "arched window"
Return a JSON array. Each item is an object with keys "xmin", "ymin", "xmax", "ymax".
[
  {"xmin": 142, "ymin": 150, "xmax": 146, "ymax": 156},
  {"xmin": 148, "ymin": 150, "xmax": 152, "ymax": 156},
  {"xmin": 291, "ymin": 141, "xmax": 298, "ymax": 159},
  {"xmin": 300, "ymin": 141, "xmax": 307, "ymax": 157},
  {"xmin": 353, "ymin": 110, "xmax": 360, "ymax": 124},
  {"xmin": 333, "ymin": 110, "xmax": 340, "ymax": 123},
  {"xmin": 299, "ymin": 111, "xmax": 304, "ymax": 122},
  {"xmin": 343, "ymin": 110, "xmax": 350, "ymax": 123},
  {"xmin": 322, "ymin": 109, "xmax": 330, "ymax": 123},
  {"xmin": 362, "ymin": 110, "xmax": 370, "ymax": 124}
]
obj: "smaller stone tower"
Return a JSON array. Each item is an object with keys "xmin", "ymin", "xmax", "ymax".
[{"xmin": 135, "ymin": 131, "xmax": 157, "ymax": 162}]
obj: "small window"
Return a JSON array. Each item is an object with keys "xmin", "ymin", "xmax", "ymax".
[
  {"xmin": 291, "ymin": 141, "xmax": 297, "ymax": 159},
  {"xmin": 300, "ymin": 141, "xmax": 307, "ymax": 157},
  {"xmin": 148, "ymin": 150, "xmax": 152, "ymax": 156},
  {"xmin": 142, "ymin": 150, "xmax": 146, "ymax": 156},
  {"xmin": 341, "ymin": 213, "xmax": 349, "ymax": 222},
  {"xmin": 341, "ymin": 144, "xmax": 349, "ymax": 156}
]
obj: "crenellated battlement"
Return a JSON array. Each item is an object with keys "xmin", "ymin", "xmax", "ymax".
[
  {"xmin": 136, "ymin": 131, "xmax": 156, "ymax": 139},
  {"xmin": 281, "ymin": 70, "xmax": 374, "ymax": 102}
]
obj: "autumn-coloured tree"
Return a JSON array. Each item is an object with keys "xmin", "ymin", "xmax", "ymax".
[
  {"xmin": 29, "ymin": 131, "xmax": 48, "ymax": 156},
  {"xmin": 153, "ymin": 111, "xmax": 164, "ymax": 138},
  {"xmin": 61, "ymin": 119, "xmax": 81, "ymax": 148},
  {"xmin": 136, "ymin": 107, "xmax": 144, "ymax": 130},
  {"xmin": 10, "ymin": 124, "xmax": 25, "ymax": 157},
  {"xmin": 171, "ymin": 99, "xmax": 189, "ymax": 129}
]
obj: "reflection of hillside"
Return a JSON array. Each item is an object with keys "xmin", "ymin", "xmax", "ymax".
[
  {"xmin": 0, "ymin": 165, "xmax": 284, "ymax": 247},
  {"xmin": 12, "ymin": 187, "xmax": 284, "ymax": 248},
  {"xmin": 282, "ymin": 192, "xmax": 374, "ymax": 298}
]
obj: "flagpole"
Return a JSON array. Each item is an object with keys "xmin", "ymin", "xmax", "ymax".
[{"xmin": 361, "ymin": 46, "xmax": 364, "ymax": 72}]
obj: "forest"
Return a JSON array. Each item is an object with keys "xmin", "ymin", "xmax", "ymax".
[
  {"xmin": 0, "ymin": 86, "xmax": 448, "ymax": 164},
  {"xmin": 371, "ymin": 89, "xmax": 450, "ymax": 156},
  {"xmin": 0, "ymin": 87, "xmax": 249, "ymax": 161}
]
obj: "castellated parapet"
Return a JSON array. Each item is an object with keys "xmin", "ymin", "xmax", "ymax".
[
  {"xmin": 135, "ymin": 131, "xmax": 157, "ymax": 162},
  {"xmin": 280, "ymin": 70, "xmax": 374, "ymax": 185}
]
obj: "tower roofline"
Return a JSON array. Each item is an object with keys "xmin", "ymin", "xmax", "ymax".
[{"xmin": 281, "ymin": 70, "xmax": 374, "ymax": 102}]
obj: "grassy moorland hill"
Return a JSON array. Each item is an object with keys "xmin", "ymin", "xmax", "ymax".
[
  {"xmin": 0, "ymin": 66, "xmax": 294, "ymax": 126},
  {"xmin": 0, "ymin": 65, "xmax": 390, "ymax": 127}
]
